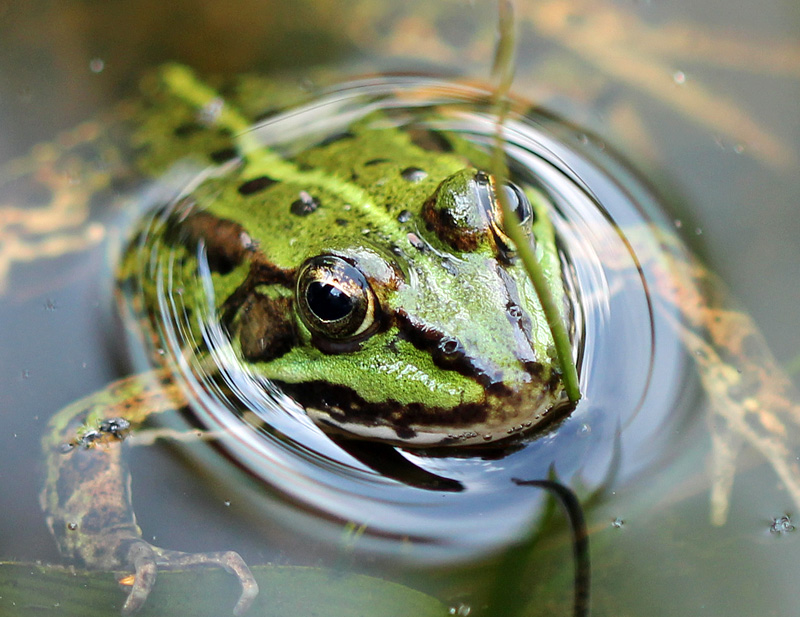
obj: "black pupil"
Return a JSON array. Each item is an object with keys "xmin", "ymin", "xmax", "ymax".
[{"xmin": 306, "ymin": 282, "xmax": 354, "ymax": 322}]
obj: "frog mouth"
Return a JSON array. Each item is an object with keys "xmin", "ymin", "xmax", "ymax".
[{"xmin": 279, "ymin": 378, "xmax": 573, "ymax": 447}]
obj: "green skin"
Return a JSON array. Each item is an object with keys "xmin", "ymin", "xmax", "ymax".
[
  {"xmin": 39, "ymin": 65, "xmax": 572, "ymax": 614},
  {"xmin": 36, "ymin": 65, "xmax": 800, "ymax": 617}
]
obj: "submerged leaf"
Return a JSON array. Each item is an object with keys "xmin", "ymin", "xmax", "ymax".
[{"xmin": 0, "ymin": 562, "xmax": 447, "ymax": 617}]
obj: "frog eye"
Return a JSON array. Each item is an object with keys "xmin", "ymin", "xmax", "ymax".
[
  {"xmin": 296, "ymin": 255, "xmax": 378, "ymax": 341},
  {"xmin": 475, "ymin": 172, "xmax": 535, "ymax": 257},
  {"xmin": 501, "ymin": 181, "xmax": 534, "ymax": 227},
  {"xmin": 475, "ymin": 171, "xmax": 533, "ymax": 228},
  {"xmin": 421, "ymin": 169, "xmax": 535, "ymax": 258}
]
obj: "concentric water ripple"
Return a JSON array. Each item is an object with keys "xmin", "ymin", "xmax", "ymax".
[{"xmin": 123, "ymin": 77, "xmax": 696, "ymax": 562}]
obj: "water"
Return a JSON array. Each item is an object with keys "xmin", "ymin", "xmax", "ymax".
[
  {"xmin": 1, "ymin": 1, "xmax": 798, "ymax": 616},
  {"xmin": 123, "ymin": 76, "xmax": 686, "ymax": 557}
]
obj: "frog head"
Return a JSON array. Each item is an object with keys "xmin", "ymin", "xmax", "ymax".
[{"xmin": 185, "ymin": 154, "xmax": 574, "ymax": 447}]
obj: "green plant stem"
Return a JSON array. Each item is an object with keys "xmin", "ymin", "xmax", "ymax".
[{"xmin": 490, "ymin": 0, "xmax": 581, "ymax": 402}]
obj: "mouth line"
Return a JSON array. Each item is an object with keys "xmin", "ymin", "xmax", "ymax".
[{"xmin": 277, "ymin": 376, "xmax": 569, "ymax": 447}]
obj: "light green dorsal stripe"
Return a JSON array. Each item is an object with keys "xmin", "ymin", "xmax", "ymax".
[{"xmin": 160, "ymin": 64, "xmax": 402, "ymax": 241}]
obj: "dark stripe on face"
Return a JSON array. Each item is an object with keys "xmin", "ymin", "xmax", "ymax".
[
  {"xmin": 174, "ymin": 210, "xmax": 252, "ymax": 274},
  {"xmin": 279, "ymin": 380, "xmax": 490, "ymax": 433},
  {"xmin": 219, "ymin": 257, "xmax": 297, "ymax": 329},
  {"xmin": 170, "ymin": 208, "xmax": 297, "ymax": 329},
  {"xmin": 393, "ymin": 309, "xmax": 510, "ymax": 393},
  {"xmin": 495, "ymin": 264, "xmax": 541, "ymax": 371},
  {"xmin": 238, "ymin": 175, "xmax": 277, "ymax": 195}
]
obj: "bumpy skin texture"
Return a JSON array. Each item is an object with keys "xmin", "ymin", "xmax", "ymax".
[
  {"xmin": 27, "ymin": 63, "xmax": 800, "ymax": 617},
  {"xmin": 124, "ymin": 65, "xmax": 572, "ymax": 446},
  {"xmin": 35, "ymin": 64, "xmax": 572, "ymax": 614},
  {"xmin": 39, "ymin": 370, "xmax": 258, "ymax": 615}
]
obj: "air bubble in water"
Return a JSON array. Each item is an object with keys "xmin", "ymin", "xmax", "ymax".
[{"xmin": 770, "ymin": 515, "xmax": 795, "ymax": 534}]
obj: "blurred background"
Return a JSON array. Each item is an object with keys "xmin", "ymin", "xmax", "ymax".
[{"xmin": 1, "ymin": 1, "xmax": 798, "ymax": 615}]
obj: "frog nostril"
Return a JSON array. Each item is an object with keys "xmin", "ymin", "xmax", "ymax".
[
  {"xmin": 507, "ymin": 304, "xmax": 523, "ymax": 320},
  {"xmin": 438, "ymin": 337, "xmax": 462, "ymax": 357}
]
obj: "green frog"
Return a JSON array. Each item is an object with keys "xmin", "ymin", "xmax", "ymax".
[
  {"xmin": 35, "ymin": 65, "xmax": 576, "ymax": 614},
  {"xmin": 0, "ymin": 1, "xmax": 792, "ymax": 615},
  {"xmin": 15, "ymin": 65, "xmax": 800, "ymax": 616}
]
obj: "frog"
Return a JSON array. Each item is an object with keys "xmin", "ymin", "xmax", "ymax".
[
  {"xmin": 16, "ymin": 66, "xmax": 800, "ymax": 617},
  {"xmin": 626, "ymin": 230, "xmax": 800, "ymax": 527},
  {"xmin": 35, "ymin": 64, "xmax": 578, "ymax": 615},
  {"xmin": 0, "ymin": 2, "xmax": 791, "ymax": 615}
]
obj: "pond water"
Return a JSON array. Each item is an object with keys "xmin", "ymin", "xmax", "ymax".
[{"xmin": 1, "ymin": 1, "xmax": 798, "ymax": 616}]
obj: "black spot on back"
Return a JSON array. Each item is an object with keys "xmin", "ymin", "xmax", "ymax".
[
  {"xmin": 238, "ymin": 175, "xmax": 277, "ymax": 195},
  {"xmin": 174, "ymin": 122, "xmax": 203, "ymax": 138},
  {"xmin": 290, "ymin": 192, "xmax": 321, "ymax": 216},
  {"xmin": 407, "ymin": 128, "xmax": 453, "ymax": 153},
  {"xmin": 401, "ymin": 167, "xmax": 428, "ymax": 182},
  {"xmin": 210, "ymin": 147, "xmax": 239, "ymax": 164}
]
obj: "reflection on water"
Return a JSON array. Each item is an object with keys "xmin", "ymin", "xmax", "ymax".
[
  {"xmin": 116, "ymin": 78, "xmax": 698, "ymax": 611},
  {"xmin": 1, "ymin": 1, "xmax": 799, "ymax": 616}
]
